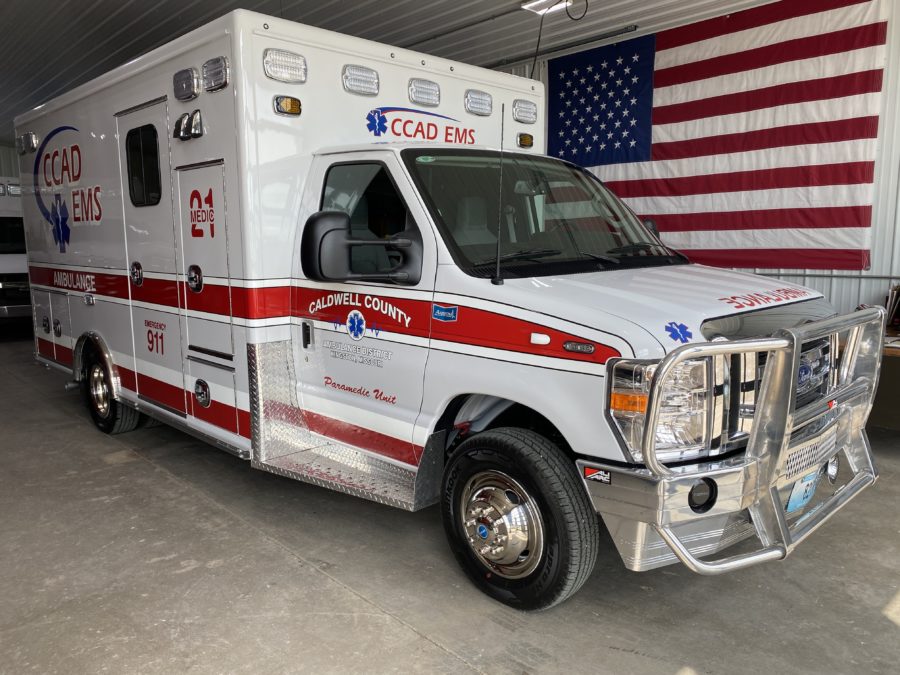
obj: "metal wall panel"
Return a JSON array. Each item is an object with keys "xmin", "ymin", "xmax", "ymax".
[
  {"xmin": 0, "ymin": 146, "xmax": 17, "ymax": 176},
  {"xmin": 504, "ymin": 2, "xmax": 900, "ymax": 314}
]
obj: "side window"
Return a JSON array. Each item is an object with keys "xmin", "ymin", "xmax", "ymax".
[
  {"xmin": 125, "ymin": 125, "xmax": 162, "ymax": 207},
  {"xmin": 321, "ymin": 163, "xmax": 414, "ymax": 274}
]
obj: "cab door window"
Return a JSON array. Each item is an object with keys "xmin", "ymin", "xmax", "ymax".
[{"xmin": 321, "ymin": 163, "xmax": 413, "ymax": 274}]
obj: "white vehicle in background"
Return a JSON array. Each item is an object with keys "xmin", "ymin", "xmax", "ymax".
[
  {"xmin": 0, "ymin": 178, "xmax": 30, "ymax": 320},
  {"xmin": 15, "ymin": 10, "xmax": 885, "ymax": 609}
]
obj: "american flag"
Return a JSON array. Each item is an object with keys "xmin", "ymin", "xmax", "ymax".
[{"xmin": 547, "ymin": 0, "xmax": 888, "ymax": 270}]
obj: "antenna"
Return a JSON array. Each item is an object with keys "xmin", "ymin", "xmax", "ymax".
[{"xmin": 491, "ymin": 104, "xmax": 506, "ymax": 286}]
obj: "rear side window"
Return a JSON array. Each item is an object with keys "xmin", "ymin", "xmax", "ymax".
[{"xmin": 125, "ymin": 125, "xmax": 161, "ymax": 207}]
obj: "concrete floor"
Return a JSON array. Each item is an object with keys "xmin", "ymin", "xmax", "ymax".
[{"xmin": 1, "ymin": 323, "xmax": 899, "ymax": 675}]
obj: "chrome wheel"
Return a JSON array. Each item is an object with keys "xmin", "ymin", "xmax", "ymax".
[
  {"xmin": 89, "ymin": 363, "xmax": 110, "ymax": 419},
  {"xmin": 459, "ymin": 469, "xmax": 545, "ymax": 579}
]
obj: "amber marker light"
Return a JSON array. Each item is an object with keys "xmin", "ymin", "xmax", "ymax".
[
  {"xmin": 274, "ymin": 96, "xmax": 302, "ymax": 116},
  {"xmin": 609, "ymin": 391, "xmax": 648, "ymax": 414}
]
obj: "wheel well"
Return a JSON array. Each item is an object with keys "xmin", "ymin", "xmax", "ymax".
[
  {"xmin": 73, "ymin": 333, "xmax": 120, "ymax": 397},
  {"xmin": 434, "ymin": 394, "xmax": 575, "ymax": 460}
]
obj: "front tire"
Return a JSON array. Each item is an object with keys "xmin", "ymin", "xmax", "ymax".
[
  {"xmin": 442, "ymin": 428, "xmax": 599, "ymax": 610},
  {"xmin": 81, "ymin": 347, "xmax": 140, "ymax": 435}
]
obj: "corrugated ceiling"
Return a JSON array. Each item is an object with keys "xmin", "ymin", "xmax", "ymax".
[{"xmin": 0, "ymin": 0, "xmax": 773, "ymax": 145}]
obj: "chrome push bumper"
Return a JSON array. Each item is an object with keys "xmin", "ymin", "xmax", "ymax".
[{"xmin": 580, "ymin": 307, "xmax": 886, "ymax": 574}]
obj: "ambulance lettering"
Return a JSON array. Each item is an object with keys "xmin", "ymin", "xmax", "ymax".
[
  {"xmin": 51, "ymin": 270, "xmax": 96, "ymax": 293},
  {"xmin": 32, "ymin": 125, "xmax": 104, "ymax": 252},
  {"xmin": 719, "ymin": 287, "xmax": 813, "ymax": 310},
  {"xmin": 365, "ymin": 107, "xmax": 475, "ymax": 145}
]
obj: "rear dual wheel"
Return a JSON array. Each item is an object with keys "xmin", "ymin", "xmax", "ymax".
[
  {"xmin": 442, "ymin": 428, "xmax": 599, "ymax": 610},
  {"xmin": 81, "ymin": 347, "xmax": 140, "ymax": 434}
]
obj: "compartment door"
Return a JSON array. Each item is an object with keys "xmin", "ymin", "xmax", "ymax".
[
  {"xmin": 175, "ymin": 161, "xmax": 237, "ymax": 433},
  {"xmin": 49, "ymin": 291, "xmax": 73, "ymax": 367},
  {"xmin": 117, "ymin": 100, "xmax": 185, "ymax": 414},
  {"xmin": 32, "ymin": 289, "xmax": 54, "ymax": 361}
]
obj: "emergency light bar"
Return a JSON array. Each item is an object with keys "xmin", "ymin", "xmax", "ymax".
[
  {"xmin": 173, "ymin": 68, "xmax": 200, "ymax": 101},
  {"xmin": 202, "ymin": 57, "xmax": 229, "ymax": 92},
  {"xmin": 263, "ymin": 48, "xmax": 307, "ymax": 83},
  {"xmin": 512, "ymin": 99, "xmax": 538, "ymax": 124},
  {"xmin": 343, "ymin": 64, "xmax": 379, "ymax": 96},
  {"xmin": 465, "ymin": 89, "xmax": 492, "ymax": 116},
  {"xmin": 7, "ymin": 184, "xmax": 21, "ymax": 196},
  {"xmin": 408, "ymin": 78, "xmax": 440, "ymax": 107}
]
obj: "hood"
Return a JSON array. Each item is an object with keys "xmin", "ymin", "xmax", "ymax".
[{"xmin": 496, "ymin": 264, "xmax": 828, "ymax": 356}]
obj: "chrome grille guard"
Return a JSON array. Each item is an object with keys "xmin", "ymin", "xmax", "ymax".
[{"xmin": 641, "ymin": 306, "xmax": 886, "ymax": 574}]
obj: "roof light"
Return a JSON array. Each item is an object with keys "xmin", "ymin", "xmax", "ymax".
[
  {"xmin": 512, "ymin": 99, "xmax": 538, "ymax": 124},
  {"xmin": 343, "ymin": 64, "xmax": 379, "ymax": 96},
  {"xmin": 465, "ymin": 89, "xmax": 492, "ymax": 116},
  {"xmin": 264, "ymin": 49, "xmax": 307, "ymax": 83},
  {"xmin": 408, "ymin": 78, "xmax": 440, "ymax": 107},
  {"xmin": 189, "ymin": 110, "xmax": 204, "ymax": 138},
  {"xmin": 16, "ymin": 132, "xmax": 38, "ymax": 156},
  {"xmin": 173, "ymin": 68, "xmax": 200, "ymax": 101},
  {"xmin": 7, "ymin": 184, "xmax": 21, "ymax": 196},
  {"xmin": 202, "ymin": 57, "xmax": 229, "ymax": 92},
  {"xmin": 174, "ymin": 113, "xmax": 190, "ymax": 140},
  {"xmin": 521, "ymin": 0, "xmax": 572, "ymax": 15}
]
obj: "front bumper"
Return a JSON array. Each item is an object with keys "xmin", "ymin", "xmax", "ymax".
[
  {"xmin": 0, "ymin": 303, "xmax": 32, "ymax": 318},
  {"xmin": 580, "ymin": 307, "xmax": 885, "ymax": 573}
]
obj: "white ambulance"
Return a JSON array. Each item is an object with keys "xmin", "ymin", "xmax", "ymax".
[
  {"xmin": 15, "ymin": 10, "xmax": 885, "ymax": 609},
  {"xmin": 0, "ymin": 178, "xmax": 29, "ymax": 319}
]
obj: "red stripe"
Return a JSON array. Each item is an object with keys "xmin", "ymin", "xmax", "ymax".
[
  {"xmin": 656, "ymin": 0, "xmax": 872, "ymax": 51},
  {"xmin": 132, "ymin": 276, "xmax": 179, "ymax": 307},
  {"xmin": 431, "ymin": 307, "xmax": 620, "ymax": 364},
  {"xmin": 237, "ymin": 409, "xmax": 252, "ymax": 438},
  {"xmin": 293, "ymin": 287, "xmax": 432, "ymax": 339},
  {"xmin": 119, "ymin": 367, "xmax": 137, "ymax": 392},
  {"xmin": 655, "ymin": 23, "xmax": 887, "ymax": 89},
  {"xmin": 607, "ymin": 161, "xmax": 874, "ymax": 199},
  {"xmin": 191, "ymin": 396, "xmax": 238, "ymax": 434},
  {"xmin": 55, "ymin": 343, "xmax": 73, "ymax": 366},
  {"xmin": 652, "ymin": 70, "xmax": 883, "ymax": 126},
  {"xmin": 651, "ymin": 206, "xmax": 872, "ymax": 232},
  {"xmin": 36, "ymin": 337, "xmax": 55, "ymax": 360},
  {"xmin": 136, "ymin": 372, "xmax": 187, "ymax": 413},
  {"xmin": 180, "ymin": 281, "xmax": 231, "ymax": 315},
  {"xmin": 684, "ymin": 247, "xmax": 869, "ymax": 270},
  {"xmin": 650, "ymin": 116, "xmax": 880, "ymax": 161},
  {"xmin": 232, "ymin": 286, "xmax": 292, "ymax": 320},
  {"xmin": 29, "ymin": 266, "xmax": 129, "ymax": 299},
  {"xmin": 304, "ymin": 410, "xmax": 420, "ymax": 465}
]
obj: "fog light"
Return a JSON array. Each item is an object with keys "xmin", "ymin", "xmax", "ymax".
[
  {"xmin": 825, "ymin": 454, "xmax": 840, "ymax": 484},
  {"xmin": 688, "ymin": 478, "xmax": 717, "ymax": 513}
]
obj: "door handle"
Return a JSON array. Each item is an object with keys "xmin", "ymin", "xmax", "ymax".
[
  {"xmin": 187, "ymin": 264, "xmax": 203, "ymax": 293},
  {"xmin": 302, "ymin": 321, "xmax": 313, "ymax": 349}
]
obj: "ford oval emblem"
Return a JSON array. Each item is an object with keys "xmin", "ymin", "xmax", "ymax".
[{"xmin": 797, "ymin": 363, "xmax": 813, "ymax": 389}]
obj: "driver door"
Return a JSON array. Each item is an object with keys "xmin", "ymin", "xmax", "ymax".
[{"xmin": 293, "ymin": 152, "xmax": 437, "ymax": 466}]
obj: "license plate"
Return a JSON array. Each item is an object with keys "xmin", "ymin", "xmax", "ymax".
[{"xmin": 787, "ymin": 469, "xmax": 821, "ymax": 513}]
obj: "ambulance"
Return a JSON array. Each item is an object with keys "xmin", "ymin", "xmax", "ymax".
[
  {"xmin": 15, "ymin": 10, "xmax": 885, "ymax": 609},
  {"xmin": 0, "ymin": 177, "xmax": 29, "ymax": 319}
]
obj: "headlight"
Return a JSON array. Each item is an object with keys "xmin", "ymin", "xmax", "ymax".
[{"xmin": 609, "ymin": 357, "xmax": 723, "ymax": 463}]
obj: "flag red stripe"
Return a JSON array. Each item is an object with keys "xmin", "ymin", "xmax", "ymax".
[
  {"xmin": 651, "ymin": 116, "xmax": 879, "ymax": 161},
  {"xmin": 652, "ymin": 69, "xmax": 883, "ymax": 126},
  {"xmin": 684, "ymin": 247, "xmax": 870, "ymax": 270},
  {"xmin": 655, "ymin": 0, "xmax": 871, "ymax": 51},
  {"xmin": 655, "ymin": 22, "xmax": 887, "ymax": 88},
  {"xmin": 606, "ymin": 161, "xmax": 874, "ymax": 199},
  {"xmin": 648, "ymin": 206, "xmax": 872, "ymax": 232}
]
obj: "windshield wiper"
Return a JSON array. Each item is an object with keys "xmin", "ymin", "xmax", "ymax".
[
  {"xmin": 606, "ymin": 241, "xmax": 689, "ymax": 262},
  {"xmin": 475, "ymin": 248, "xmax": 562, "ymax": 265},
  {"xmin": 579, "ymin": 251, "xmax": 620, "ymax": 265}
]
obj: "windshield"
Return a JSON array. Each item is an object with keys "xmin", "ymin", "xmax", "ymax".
[
  {"xmin": 0, "ymin": 217, "xmax": 25, "ymax": 254},
  {"xmin": 402, "ymin": 149, "xmax": 686, "ymax": 279}
]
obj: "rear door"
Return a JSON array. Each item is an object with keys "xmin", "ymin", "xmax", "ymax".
[{"xmin": 116, "ymin": 100, "xmax": 186, "ymax": 414}]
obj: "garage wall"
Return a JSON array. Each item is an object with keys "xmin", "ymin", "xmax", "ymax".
[
  {"xmin": 505, "ymin": 2, "xmax": 900, "ymax": 314},
  {"xmin": 0, "ymin": 145, "xmax": 17, "ymax": 176}
]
